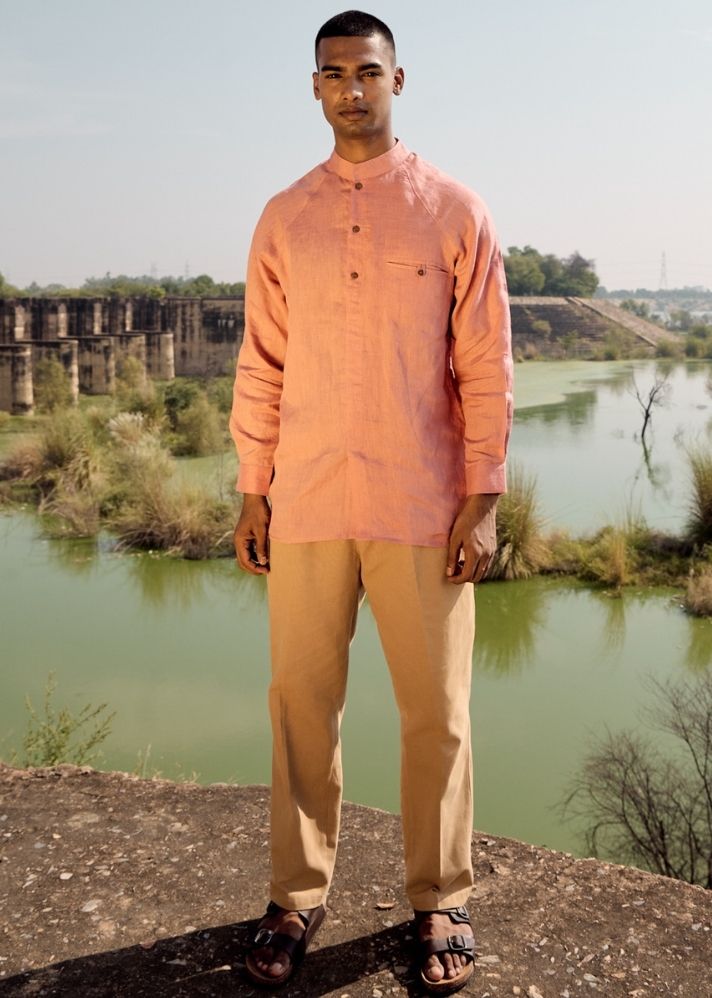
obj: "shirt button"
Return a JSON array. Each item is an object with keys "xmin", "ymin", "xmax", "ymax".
[
  {"xmin": 350, "ymin": 271, "xmax": 359, "ymax": 279},
  {"xmin": 354, "ymin": 181, "xmax": 363, "ymax": 190},
  {"xmin": 352, "ymin": 225, "xmax": 360, "ymax": 233}
]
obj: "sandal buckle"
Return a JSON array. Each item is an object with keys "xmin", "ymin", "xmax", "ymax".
[
  {"xmin": 253, "ymin": 927, "xmax": 274, "ymax": 946},
  {"xmin": 448, "ymin": 933, "xmax": 467, "ymax": 950}
]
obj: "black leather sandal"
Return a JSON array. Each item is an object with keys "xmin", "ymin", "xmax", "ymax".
[
  {"xmin": 413, "ymin": 904, "xmax": 476, "ymax": 995},
  {"xmin": 244, "ymin": 899, "xmax": 327, "ymax": 988}
]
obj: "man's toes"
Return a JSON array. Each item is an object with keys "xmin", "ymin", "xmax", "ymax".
[
  {"xmin": 443, "ymin": 952, "xmax": 456, "ymax": 978},
  {"xmin": 424, "ymin": 955, "xmax": 445, "ymax": 982}
]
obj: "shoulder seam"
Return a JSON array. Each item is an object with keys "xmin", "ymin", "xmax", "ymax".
[{"xmin": 282, "ymin": 167, "xmax": 332, "ymax": 234}]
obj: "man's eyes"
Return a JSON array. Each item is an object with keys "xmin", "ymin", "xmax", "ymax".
[{"xmin": 324, "ymin": 71, "xmax": 380, "ymax": 79}]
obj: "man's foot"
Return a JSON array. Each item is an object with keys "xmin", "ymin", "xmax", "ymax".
[
  {"xmin": 251, "ymin": 908, "xmax": 306, "ymax": 978},
  {"xmin": 413, "ymin": 905, "xmax": 475, "ymax": 994},
  {"xmin": 244, "ymin": 900, "xmax": 327, "ymax": 987}
]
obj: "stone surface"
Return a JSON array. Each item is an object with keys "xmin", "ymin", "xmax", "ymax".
[{"xmin": 0, "ymin": 763, "xmax": 710, "ymax": 997}]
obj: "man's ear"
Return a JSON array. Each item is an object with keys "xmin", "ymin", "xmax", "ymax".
[{"xmin": 312, "ymin": 70, "xmax": 321, "ymax": 101}]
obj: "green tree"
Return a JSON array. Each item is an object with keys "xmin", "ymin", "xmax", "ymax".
[
  {"xmin": 503, "ymin": 247, "xmax": 545, "ymax": 295},
  {"xmin": 504, "ymin": 247, "xmax": 599, "ymax": 297}
]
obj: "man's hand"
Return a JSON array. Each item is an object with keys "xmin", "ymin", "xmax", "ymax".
[
  {"xmin": 234, "ymin": 493, "xmax": 271, "ymax": 575},
  {"xmin": 446, "ymin": 493, "xmax": 499, "ymax": 585}
]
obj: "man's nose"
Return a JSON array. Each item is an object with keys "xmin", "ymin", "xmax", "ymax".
[{"xmin": 342, "ymin": 75, "xmax": 364, "ymax": 99}]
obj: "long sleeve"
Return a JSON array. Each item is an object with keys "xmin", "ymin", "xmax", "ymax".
[
  {"xmin": 449, "ymin": 201, "xmax": 513, "ymax": 495},
  {"xmin": 229, "ymin": 202, "xmax": 288, "ymax": 495}
]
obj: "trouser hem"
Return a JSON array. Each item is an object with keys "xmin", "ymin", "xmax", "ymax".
[
  {"xmin": 409, "ymin": 884, "xmax": 473, "ymax": 912},
  {"xmin": 270, "ymin": 885, "xmax": 329, "ymax": 910}
]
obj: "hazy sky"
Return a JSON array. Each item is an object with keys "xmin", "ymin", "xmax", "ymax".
[{"xmin": 2, "ymin": 0, "xmax": 711, "ymax": 291}]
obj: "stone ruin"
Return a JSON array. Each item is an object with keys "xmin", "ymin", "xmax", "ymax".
[
  {"xmin": 1, "ymin": 292, "xmax": 666, "ymax": 415},
  {"xmin": 0, "ymin": 295, "xmax": 245, "ymax": 415}
]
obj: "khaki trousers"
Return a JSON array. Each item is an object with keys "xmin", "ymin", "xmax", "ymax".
[{"xmin": 265, "ymin": 538, "xmax": 476, "ymax": 912}]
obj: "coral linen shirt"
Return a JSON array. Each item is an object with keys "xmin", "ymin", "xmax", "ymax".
[{"xmin": 229, "ymin": 138, "xmax": 513, "ymax": 547}]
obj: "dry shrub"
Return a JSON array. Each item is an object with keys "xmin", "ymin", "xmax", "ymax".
[
  {"xmin": 109, "ymin": 475, "xmax": 234, "ymax": 559},
  {"xmin": 489, "ymin": 463, "xmax": 549, "ymax": 580},
  {"xmin": 0, "ymin": 408, "xmax": 97, "ymax": 493},
  {"xmin": 686, "ymin": 446, "xmax": 712, "ymax": 548},
  {"xmin": 173, "ymin": 395, "xmax": 225, "ymax": 456},
  {"xmin": 580, "ymin": 526, "xmax": 631, "ymax": 590},
  {"xmin": 684, "ymin": 568, "xmax": 712, "ymax": 617}
]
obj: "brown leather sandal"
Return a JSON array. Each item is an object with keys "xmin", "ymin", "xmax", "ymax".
[
  {"xmin": 244, "ymin": 899, "xmax": 327, "ymax": 988},
  {"xmin": 413, "ymin": 905, "xmax": 476, "ymax": 995}
]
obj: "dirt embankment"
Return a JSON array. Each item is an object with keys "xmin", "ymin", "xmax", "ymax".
[{"xmin": 0, "ymin": 763, "xmax": 710, "ymax": 997}]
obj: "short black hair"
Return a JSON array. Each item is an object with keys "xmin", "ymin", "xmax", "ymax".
[{"xmin": 314, "ymin": 10, "xmax": 396, "ymax": 66}]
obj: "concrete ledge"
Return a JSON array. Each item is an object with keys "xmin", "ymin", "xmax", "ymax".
[{"xmin": 0, "ymin": 764, "xmax": 709, "ymax": 997}]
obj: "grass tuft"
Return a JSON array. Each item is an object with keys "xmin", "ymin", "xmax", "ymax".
[
  {"xmin": 684, "ymin": 567, "xmax": 712, "ymax": 617},
  {"xmin": 490, "ymin": 463, "xmax": 549, "ymax": 580},
  {"xmin": 686, "ymin": 446, "xmax": 712, "ymax": 548}
]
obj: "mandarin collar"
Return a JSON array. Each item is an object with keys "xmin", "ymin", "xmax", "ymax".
[{"xmin": 325, "ymin": 138, "xmax": 411, "ymax": 182}]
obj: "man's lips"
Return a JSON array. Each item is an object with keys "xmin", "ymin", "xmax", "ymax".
[{"xmin": 339, "ymin": 107, "xmax": 368, "ymax": 117}]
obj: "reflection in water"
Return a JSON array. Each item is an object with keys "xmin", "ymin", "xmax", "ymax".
[
  {"xmin": 518, "ymin": 388, "xmax": 598, "ymax": 432},
  {"xmin": 635, "ymin": 437, "xmax": 673, "ymax": 499},
  {"xmin": 43, "ymin": 532, "xmax": 103, "ymax": 576},
  {"xmin": 591, "ymin": 590, "xmax": 627, "ymax": 656},
  {"xmin": 124, "ymin": 550, "xmax": 268, "ymax": 611},
  {"xmin": 685, "ymin": 617, "xmax": 712, "ymax": 672},
  {"xmin": 474, "ymin": 578, "xmax": 548, "ymax": 675}
]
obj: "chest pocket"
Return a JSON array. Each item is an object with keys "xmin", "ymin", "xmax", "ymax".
[{"xmin": 384, "ymin": 259, "xmax": 455, "ymax": 334}]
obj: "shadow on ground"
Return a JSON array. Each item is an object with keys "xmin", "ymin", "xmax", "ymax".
[{"xmin": 0, "ymin": 920, "xmax": 440, "ymax": 997}]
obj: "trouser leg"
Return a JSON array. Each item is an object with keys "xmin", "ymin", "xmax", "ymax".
[
  {"xmin": 265, "ymin": 538, "xmax": 363, "ymax": 909},
  {"xmin": 360, "ymin": 541, "xmax": 476, "ymax": 911}
]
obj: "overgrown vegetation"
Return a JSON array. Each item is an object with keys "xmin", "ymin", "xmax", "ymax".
[{"xmin": 0, "ymin": 375, "xmax": 237, "ymax": 556}]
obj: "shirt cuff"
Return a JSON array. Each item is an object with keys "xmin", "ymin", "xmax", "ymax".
[
  {"xmin": 236, "ymin": 463, "xmax": 273, "ymax": 495},
  {"xmin": 466, "ymin": 464, "xmax": 507, "ymax": 495}
]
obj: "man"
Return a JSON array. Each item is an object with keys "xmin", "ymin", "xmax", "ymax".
[{"xmin": 230, "ymin": 10, "xmax": 513, "ymax": 994}]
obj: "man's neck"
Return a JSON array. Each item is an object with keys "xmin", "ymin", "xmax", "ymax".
[{"xmin": 333, "ymin": 131, "xmax": 396, "ymax": 164}]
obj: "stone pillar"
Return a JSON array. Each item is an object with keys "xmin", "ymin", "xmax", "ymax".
[
  {"xmin": 0, "ymin": 344, "xmax": 34, "ymax": 414},
  {"xmin": 201, "ymin": 296, "xmax": 245, "ymax": 376},
  {"xmin": 143, "ymin": 331, "xmax": 175, "ymax": 380},
  {"xmin": 107, "ymin": 298, "xmax": 130, "ymax": 336},
  {"xmin": 78, "ymin": 336, "xmax": 115, "ymax": 394},
  {"xmin": 32, "ymin": 340, "xmax": 79, "ymax": 403},
  {"xmin": 34, "ymin": 299, "xmax": 68, "ymax": 340},
  {"xmin": 0, "ymin": 300, "xmax": 31, "ymax": 344},
  {"xmin": 115, "ymin": 332, "xmax": 147, "ymax": 381}
]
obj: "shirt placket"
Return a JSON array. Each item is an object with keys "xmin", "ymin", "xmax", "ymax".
[{"xmin": 344, "ymin": 177, "xmax": 366, "ymax": 533}]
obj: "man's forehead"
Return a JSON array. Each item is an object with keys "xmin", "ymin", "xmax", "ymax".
[{"xmin": 316, "ymin": 33, "xmax": 393, "ymax": 69}]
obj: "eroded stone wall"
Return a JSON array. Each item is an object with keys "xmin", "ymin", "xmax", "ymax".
[{"xmin": 0, "ymin": 294, "xmax": 245, "ymax": 413}]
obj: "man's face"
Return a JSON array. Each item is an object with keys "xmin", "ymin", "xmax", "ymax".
[{"xmin": 312, "ymin": 33, "xmax": 404, "ymax": 142}]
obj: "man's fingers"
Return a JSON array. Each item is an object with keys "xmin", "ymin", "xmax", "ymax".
[
  {"xmin": 448, "ymin": 545, "xmax": 475, "ymax": 585},
  {"xmin": 254, "ymin": 525, "xmax": 269, "ymax": 567},
  {"xmin": 446, "ymin": 534, "xmax": 462, "ymax": 577},
  {"xmin": 234, "ymin": 527, "xmax": 269, "ymax": 575}
]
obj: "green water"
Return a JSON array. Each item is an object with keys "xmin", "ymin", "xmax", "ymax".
[
  {"xmin": 1, "ymin": 510, "xmax": 710, "ymax": 859},
  {"xmin": 513, "ymin": 359, "xmax": 712, "ymax": 532},
  {"xmin": 1, "ymin": 359, "xmax": 711, "ymax": 862}
]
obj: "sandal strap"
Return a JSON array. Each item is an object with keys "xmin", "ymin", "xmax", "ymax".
[
  {"xmin": 419, "ymin": 932, "xmax": 475, "ymax": 958},
  {"xmin": 251, "ymin": 900, "xmax": 324, "ymax": 960},
  {"xmin": 265, "ymin": 899, "xmax": 311, "ymax": 930},
  {"xmin": 413, "ymin": 904, "xmax": 472, "ymax": 927},
  {"xmin": 250, "ymin": 926, "xmax": 304, "ymax": 959}
]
